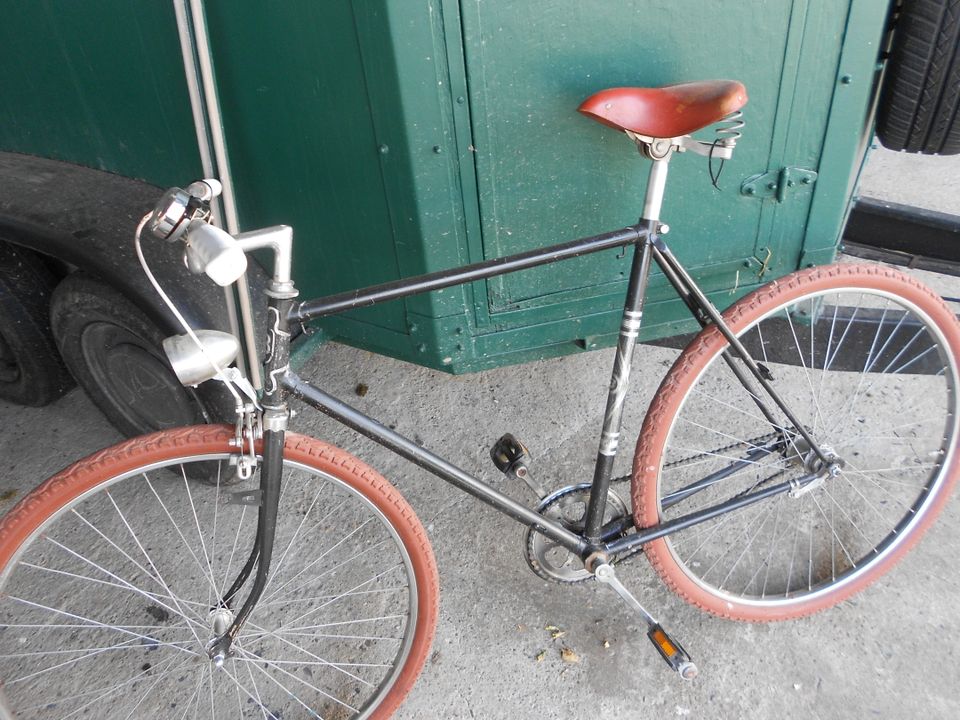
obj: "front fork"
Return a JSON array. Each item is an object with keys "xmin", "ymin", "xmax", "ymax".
[{"xmin": 208, "ymin": 292, "xmax": 295, "ymax": 664}]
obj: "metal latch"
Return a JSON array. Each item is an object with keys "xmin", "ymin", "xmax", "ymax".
[{"xmin": 740, "ymin": 167, "xmax": 818, "ymax": 202}]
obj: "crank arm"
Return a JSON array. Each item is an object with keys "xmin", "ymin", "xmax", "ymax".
[{"xmin": 593, "ymin": 563, "xmax": 698, "ymax": 680}]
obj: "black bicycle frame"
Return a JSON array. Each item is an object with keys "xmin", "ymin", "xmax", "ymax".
[{"xmin": 280, "ymin": 224, "xmax": 821, "ymax": 560}]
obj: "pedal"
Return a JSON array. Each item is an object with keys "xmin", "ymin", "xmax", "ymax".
[
  {"xmin": 647, "ymin": 624, "xmax": 698, "ymax": 680},
  {"xmin": 593, "ymin": 562, "xmax": 698, "ymax": 680},
  {"xmin": 490, "ymin": 433, "xmax": 545, "ymax": 498}
]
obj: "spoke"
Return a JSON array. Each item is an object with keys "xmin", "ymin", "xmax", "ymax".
[
  {"xmin": 758, "ymin": 495, "xmax": 785, "ymax": 597},
  {"xmin": 233, "ymin": 655, "xmax": 393, "ymax": 669},
  {"xmin": 847, "ymin": 463, "xmax": 937, "ymax": 474},
  {"xmin": 829, "ymin": 320, "xmax": 927, "ymax": 437},
  {"xmin": 783, "ymin": 307, "xmax": 828, "ymax": 433},
  {"xmin": 677, "ymin": 417, "xmax": 783, "ymax": 456},
  {"xmin": 701, "ymin": 504, "xmax": 770, "ymax": 585},
  {"xmin": 826, "ymin": 305, "xmax": 905, "ymax": 435},
  {"xmin": 278, "ymin": 562, "xmax": 403, "ymax": 632},
  {"xmin": 235, "ymin": 644, "xmax": 354, "ymax": 716},
  {"xmin": 145, "ymin": 476, "xmax": 223, "ymax": 605},
  {"xmin": 210, "ymin": 460, "xmax": 224, "ymax": 610},
  {"xmin": 5, "ymin": 635, "xmax": 186, "ymax": 686},
  {"xmin": 0, "ymin": 636, "xmax": 194, "ymax": 660},
  {"xmin": 843, "ymin": 463, "xmax": 931, "ymax": 491},
  {"xmin": 719, "ymin": 504, "xmax": 775, "ymax": 590},
  {"xmin": 819, "ymin": 483, "xmax": 880, "ymax": 550},
  {"xmin": 264, "ymin": 537, "xmax": 393, "ymax": 611},
  {"xmin": 0, "ymin": 622, "xmax": 196, "ymax": 632},
  {"xmin": 220, "ymin": 504, "xmax": 249, "ymax": 598},
  {"xmin": 267, "ymin": 481, "xmax": 330, "ymax": 589},
  {"xmin": 689, "ymin": 386, "xmax": 773, "ymax": 427},
  {"xmin": 106, "ymin": 490, "xmax": 205, "ymax": 647},
  {"xmin": 248, "ymin": 629, "xmax": 403, "ymax": 643},
  {"xmin": 260, "ymin": 519, "xmax": 376, "ymax": 604},
  {"xmin": 809, "ymin": 493, "xmax": 856, "ymax": 575},
  {"xmin": 837, "ymin": 473, "xmax": 901, "ymax": 533},
  {"xmin": 240, "ymin": 619, "xmax": 372, "ymax": 688},
  {"xmin": 842, "ymin": 464, "xmax": 924, "ymax": 507},
  {"xmin": 121, "ymin": 650, "xmax": 190, "ymax": 720},
  {"xmin": 3, "ymin": 596, "xmax": 200, "ymax": 660},
  {"xmin": 255, "ymin": 587, "xmax": 406, "ymax": 609},
  {"xmin": 813, "ymin": 300, "xmax": 843, "ymax": 429},
  {"xmin": 666, "ymin": 443, "xmax": 783, "ymax": 471},
  {"xmin": 786, "ymin": 492, "xmax": 805, "ymax": 595},
  {"xmin": 24, "ymin": 540, "xmax": 206, "ymax": 628},
  {"xmin": 252, "ymin": 614, "xmax": 407, "ymax": 634},
  {"xmin": 235, "ymin": 654, "xmax": 276, "ymax": 720},
  {"xmin": 208, "ymin": 660, "xmax": 217, "ymax": 720},
  {"xmin": 20, "ymin": 653, "xmax": 189, "ymax": 717},
  {"xmin": 821, "ymin": 299, "xmax": 867, "ymax": 398},
  {"xmin": 674, "ymin": 502, "xmax": 765, "ymax": 569},
  {"xmin": 57, "ymin": 652, "xmax": 192, "ymax": 720},
  {"xmin": 70, "ymin": 508, "xmax": 171, "ymax": 599},
  {"xmin": 179, "ymin": 662, "xmax": 207, "ymax": 720}
]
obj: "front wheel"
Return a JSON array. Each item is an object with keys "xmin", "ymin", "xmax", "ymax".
[
  {"xmin": 633, "ymin": 264, "xmax": 960, "ymax": 621},
  {"xmin": 0, "ymin": 426, "xmax": 439, "ymax": 719}
]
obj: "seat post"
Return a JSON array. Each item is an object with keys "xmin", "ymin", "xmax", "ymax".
[{"xmin": 641, "ymin": 154, "xmax": 671, "ymax": 223}]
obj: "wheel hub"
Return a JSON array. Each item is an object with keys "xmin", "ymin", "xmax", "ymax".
[{"xmin": 207, "ymin": 607, "xmax": 235, "ymax": 667}]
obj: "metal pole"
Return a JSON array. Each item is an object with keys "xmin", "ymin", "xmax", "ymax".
[
  {"xmin": 171, "ymin": 0, "xmax": 247, "ymax": 378},
  {"xmin": 184, "ymin": 0, "xmax": 263, "ymax": 390}
]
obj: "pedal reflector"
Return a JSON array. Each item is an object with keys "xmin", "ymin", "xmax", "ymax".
[{"xmin": 647, "ymin": 624, "xmax": 698, "ymax": 680}]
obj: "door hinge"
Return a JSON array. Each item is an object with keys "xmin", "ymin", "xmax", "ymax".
[{"xmin": 740, "ymin": 167, "xmax": 818, "ymax": 202}]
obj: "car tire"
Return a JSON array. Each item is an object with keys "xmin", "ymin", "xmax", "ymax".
[
  {"xmin": 49, "ymin": 272, "xmax": 235, "ymax": 437},
  {"xmin": 0, "ymin": 241, "xmax": 73, "ymax": 406},
  {"xmin": 876, "ymin": 0, "xmax": 960, "ymax": 154}
]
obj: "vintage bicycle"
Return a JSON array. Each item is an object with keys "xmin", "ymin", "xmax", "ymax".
[{"xmin": 0, "ymin": 80, "xmax": 957, "ymax": 719}]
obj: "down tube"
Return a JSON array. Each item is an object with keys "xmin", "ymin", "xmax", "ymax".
[{"xmin": 282, "ymin": 372, "xmax": 587, "ymax": 555}]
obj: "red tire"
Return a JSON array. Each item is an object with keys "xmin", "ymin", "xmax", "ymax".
[
  {"xmin": 633, "ymin": 264, "xmax": 960, "ymax": 621},
  {"xmin": 0, "ymin": 425, "xmax": 438, "ymax": 719}
]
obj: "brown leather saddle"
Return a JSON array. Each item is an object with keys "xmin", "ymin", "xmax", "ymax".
[{"xmin": 578, "ymin": 80, "xmax": 747, "ymax": 138}]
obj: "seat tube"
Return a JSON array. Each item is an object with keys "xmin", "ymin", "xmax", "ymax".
[{"xmin": 583, "ymin": 156, "xmax": 668, "ymax": 544}]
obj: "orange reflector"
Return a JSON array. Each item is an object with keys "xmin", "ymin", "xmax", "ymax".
[{"xmin": 651, "ymin": 628, "xmax": 678, "ymax": 657}]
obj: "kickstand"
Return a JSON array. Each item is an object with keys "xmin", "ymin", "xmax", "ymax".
[{"xmin": 593, "ymin": 563, "xmax": 698, "ymax": 680}]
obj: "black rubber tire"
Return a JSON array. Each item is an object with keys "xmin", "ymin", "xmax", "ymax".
[
  {"xmin": 0, "ymin": 241, "xmax": 73, "ymax": 406},
  {"xmin": 49, "ymin": 272, "xmax": 234, "ymax": 437},
  {"xmin": 876, "ymin": 0, "xmax": 960, "ymax": 154}
]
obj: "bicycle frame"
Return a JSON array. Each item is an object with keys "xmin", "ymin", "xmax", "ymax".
[
  {"xmin": 181, "ymin": 149, "xmax": 833, "ymax": 662},
  {"xmin": 276, "ymin": 229, "xmax": 822, "ymax": 560},
  {"xmin": 258, "ymin": 154, "xmax": 826, "ymax": 565}
]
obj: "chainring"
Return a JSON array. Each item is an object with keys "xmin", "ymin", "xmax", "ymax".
[{"xmin": 524, "ymin": 483, "xmax": 630, "ymax": 583}]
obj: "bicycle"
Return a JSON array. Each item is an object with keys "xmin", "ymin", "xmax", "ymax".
[{"xmin": 0, "ymin": 79, "xmax": 958, "ymax": 719}]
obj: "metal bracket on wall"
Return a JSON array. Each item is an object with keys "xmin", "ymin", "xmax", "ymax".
[{"xmin": 740, "ymin": 167, "xmax": 818, "ymax": 202}]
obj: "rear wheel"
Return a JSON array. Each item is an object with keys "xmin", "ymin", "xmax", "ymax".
[
  {"xmin": 633, "ymin": 264, "xmax": 960, "ymax": 620},
  {"xmin": 0, "ymin": 426, "xmax": 439, "ymax": 719}
]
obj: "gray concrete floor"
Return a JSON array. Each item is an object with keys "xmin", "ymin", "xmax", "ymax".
[{"xmin": 1, "ymin": 147, "xmax": 959, "ymax": 719}]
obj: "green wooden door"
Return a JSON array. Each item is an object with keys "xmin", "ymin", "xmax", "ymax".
[{"xmin": 456, "ymin": 0, "xmax": 873, "ymax": 352}]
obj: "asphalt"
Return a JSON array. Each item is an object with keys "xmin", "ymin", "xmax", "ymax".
[{"xmin": 1, "ymin": 147, "xmax": 958, "ymax": 719}]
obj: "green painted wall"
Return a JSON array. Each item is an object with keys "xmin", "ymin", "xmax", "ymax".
[
  {"xmin": 0, "ymin": 1, "xmax": 201, "ymax": 187},
  {"xmin": 0, "ymin": 0, "xmax": 891, "ymax": 372}
]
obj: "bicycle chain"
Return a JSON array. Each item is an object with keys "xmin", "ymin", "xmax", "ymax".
[{"xmin": 530, "ymin": 433, "xmax": 785, "ymax": 583}]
